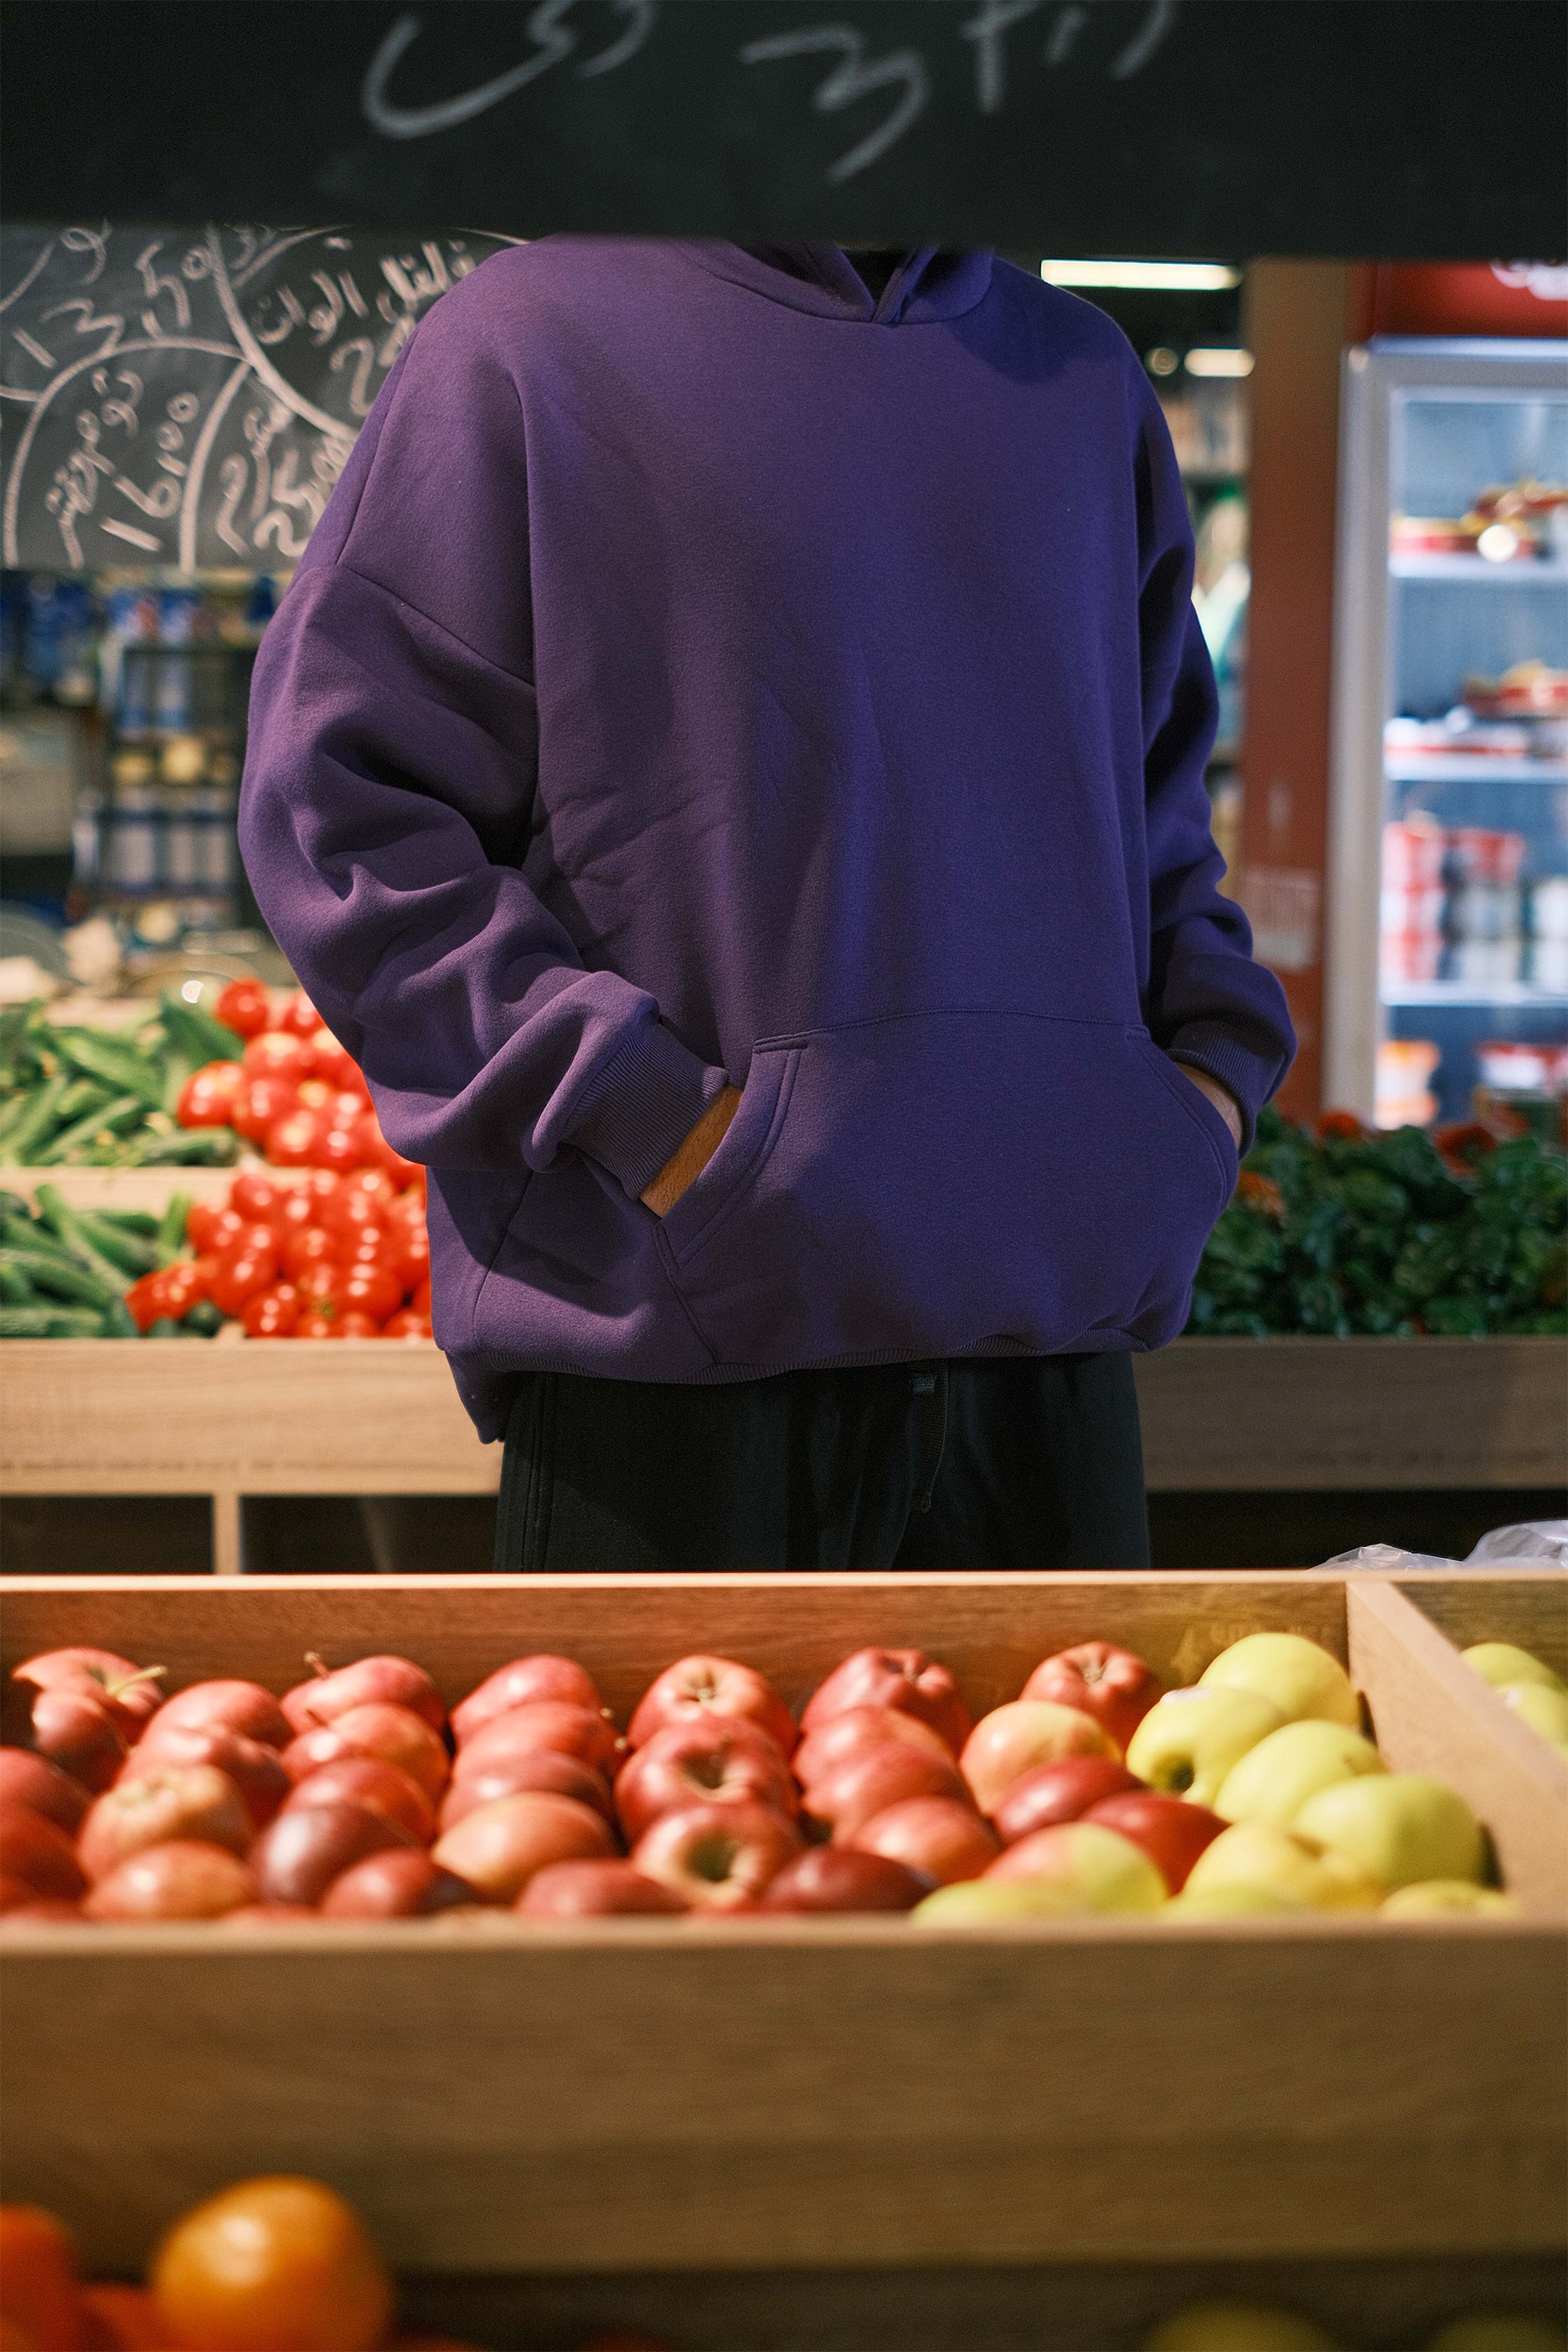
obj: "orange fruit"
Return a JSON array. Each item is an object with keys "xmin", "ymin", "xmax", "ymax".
[
  {"xmin": 0, "ymin": 2206, "xmax": 87, "ymax": 2351},
  {"xmin": 80, "ymin": 2286, "xmax": 173, "ymax": 2349},
  {"xmin": 148, "ymin": 2178, "xmax": 392, "ymax": 2352}
]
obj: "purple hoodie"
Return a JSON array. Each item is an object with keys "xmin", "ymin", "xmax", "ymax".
[{"xmin": 240, "ymin": 238, "xmax": 1294, "ymax": 1439}]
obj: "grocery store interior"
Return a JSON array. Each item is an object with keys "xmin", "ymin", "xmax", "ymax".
[{"xmin": 1, "ymin": 8, "xmax": 1565, "ymax": 2352}]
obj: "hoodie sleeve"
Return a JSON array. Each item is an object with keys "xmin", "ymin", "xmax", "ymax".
[
  {"xmin": 237, "ymin": 290, "xmax": 727, "ymax": 1197},
  {"xmin": 1131, "ymin": 377, "xmax": 1296, "ymax": 1153}
]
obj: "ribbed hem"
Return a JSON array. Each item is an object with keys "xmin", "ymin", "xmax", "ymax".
[
  {"xmin": 566, "ymin": 1019, "xmax": 729, "ymax": 1199},
  {"xmin": 1167, "ymin": 1021, "xmax": 1285, "ymax": 1158}
]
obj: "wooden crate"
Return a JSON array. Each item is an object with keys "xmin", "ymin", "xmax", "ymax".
[{"xmin": 2, "ymin": 1571, "xmax": 1565, "ymax": 2282}]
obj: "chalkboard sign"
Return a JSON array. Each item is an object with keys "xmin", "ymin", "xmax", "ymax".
[
  {"xmin": 1, "ymin": 224, "xmax": 518, "ymax": 572},
  {"xmin": 3, "ymin": 1, "xmax": 1561, "ymax": 261}
]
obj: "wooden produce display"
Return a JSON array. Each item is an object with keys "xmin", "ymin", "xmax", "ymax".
[
  {"xmin": 2, "ymin": 1569, "xmax": 1564, "ymax": 2286},
  {"xmin": 3, "ymin": 1334, "xmax": 1560, "ymax": 1578}
]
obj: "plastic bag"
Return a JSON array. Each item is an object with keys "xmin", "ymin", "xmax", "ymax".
[
  {"xmin": 1466, "ymin": 1519, "xmax": 1568, "ymax": 1567},
  {"xmin": 1319, "ymin": 1543, "xmax": 1457, "ymax": 1571}
]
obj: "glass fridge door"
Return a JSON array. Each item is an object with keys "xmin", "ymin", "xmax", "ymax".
[{"xmin": 1326, "ymin": 337, "xmax": 1568, "ymax": 1131}]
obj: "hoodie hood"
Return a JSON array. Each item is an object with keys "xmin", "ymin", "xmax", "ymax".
[{"xmin": 683, "ymin": 240, "xmax": 993, "ymax": 324}]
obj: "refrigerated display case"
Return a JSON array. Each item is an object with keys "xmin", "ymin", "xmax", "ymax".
[{"xmin": 1325, "ymin": 338, "xmax": 1568, "ymax": 1128}]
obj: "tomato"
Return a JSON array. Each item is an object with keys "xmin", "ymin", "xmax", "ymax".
[
  {"xmin": 337, "ymin": 1311, "xmax": 381, "ymax": 1338},
  {"xmin": 395, "ymin": 1222, "xmax": 431, "ymax": 1292},
  {"xmin": 295, "ymin": 1311, "xmax": 343, "ymax": 1339},
  {"xmin": 339, "ymin": 1264, "xmax": 403, "ymax": 1323},
  {"xmin": 241, "ymin": 1282, "xmax": 301, "ymax": 1338},
  {"xmin": 281, "ymin": 1225, "xmax": 338, "ymax": 1281},
  {"xmin": 149, "ymin": 2174, "xmax": 394, "ymax": 2352},
  {"xmin": 82, "ymin": 2281, "xmax": 173, "ymax": 2349},
  {"xmin": 353, "ymin": 1109, "xmax": 421, "ymax": 1188},
  {"xmin": 379, "ymin": 1309, "xmax": 433, "ymax": 1342},
  {"xmin": 214, "ymin": 978, "xmax": 272, "ymax": 1039},
  {"xmin": 322, "ymin": 1188, "xmax": 389, "ymax": 1245},
  {"xmin": 411, "ymin": 1277, "xmax": 431, "ymax": 1317},
  {"xmin": 126, "ymin": 1264, "xmax": 209, "ymax": 1333},
  {"xmin": 266, "ymin": 1109, "xmax": 329, "ymax": 1168},
  {"xmin": 175, "ymin": 1060, "xmax": 244, "ymax": 1130},
  {"xmin": 308, "ymin": 1030, "xmax": 369, "ymax": 1095},
  {"xmin": 0, "ymin": 2204, "xmax": 86, "ymax": 2352},
  {"xmin": 187, "ymin": 1203, "xmax": 245, "ymax": 1256},
  {"xmin": 274, "ymin": 993, "xmax": 323, "ymax": 1039},
  {"xmin": 229, "ymin": 1172, "xmax": 287, "ymax": 1227},
  {"xmin": 231, "ymin": 1073, "xmax": 300, "ymax": 1144},
  {"xmin": 309, "ymin": 1122, "xmax": 372, "ymax": 1176},
  {"xmin": 296, "ymin": 1079, "xmax": 333, "ymax": 1112},
  {"xmin": 294, "ymin": 1262, "xmax": 345, "ymax": 1307},
  {"xmin": 343, "ymin": 1168, "xmax": 397, "ymax": 1209},
  {"xmin": 209, "ymin": 1239, "xmax": 278, "ymax": 1318},
  {"xmin": 243, "ymin": 1031, "xmax": 315, "ymax": 1086}
]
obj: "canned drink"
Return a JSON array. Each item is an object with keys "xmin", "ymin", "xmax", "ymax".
[{"xmin": 106, "ymin": 790, "xmax": 160, "ymax": 891}]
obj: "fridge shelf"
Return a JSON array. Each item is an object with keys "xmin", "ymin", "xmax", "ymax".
[
  {"xmin": 1390, "ymin": 554, "xmax": 1568, "ymax": 584},
  {"xmin": 1381, "ymin": 981, "xmax": 1568, "ymax": 1009},
  {"xmin": 1385, "ymin": 757, "xmax": 1568, "ymax": 786}
]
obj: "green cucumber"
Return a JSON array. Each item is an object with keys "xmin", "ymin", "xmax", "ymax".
[
  {"xmin": 157, "ymin": 995, "xmax": 244, "ymax": 1066},
  {"xmin": 0, "ymin": 1259, "xmax": 34, "ymax": 1304},
  {"xmin": 0, "ymin": 1245, "xmax": 114, "ymax": 1309},
  {"xmin": 101, "ymin": 1294, "xmax": 141, "ymax": 1338},
  {"xmin": 155, "ymin": 1191, "xmax": 193, "ymax": 1264},
  {"xmin": 32, "ymin": 1185, "xmax": 132, "ymax": 1295},
  {"xmin": 121, "ymin": 1127, "xmax": 238, "ymax": 1168},
  {"xmin": 1, "ymin": 1074, "xmax": 72, "ymax": 1163},
  {"xmin": 77, "ymin": 1212, "xmax": 158, "ymax": 1277},
  {"xmin": 54, "ymin": 1029, "xmax": 165, "ymax": 1106},
  {"xmin": 180, "ymin": 1299, "xmax": 223, "ymax": 1337},
  {"xmin": 0, "ymin": 1304, "xmax": 106, "ymax": 1337},
  {"xmin": 33, "ymin": 1092, "xmax": 147, "ymax": 1166}
]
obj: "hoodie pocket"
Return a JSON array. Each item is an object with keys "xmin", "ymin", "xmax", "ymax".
[{"xmin": 654, "ymin": 1011, "xmax": 1232, "ymax": 1372}]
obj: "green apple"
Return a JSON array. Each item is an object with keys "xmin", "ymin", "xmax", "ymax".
[
  {"xmin": 984, "ymin": 1820, "xmax": 1167, "ymax": 1912},
  {"xmin": 1142, "ymin": 2300, "xmax": 1338, "ymax": 2350},
  {"xmin": 1498, "ymin": 1682, "xmax": 1568, "ymax": 1747},
  {"xmin": 1215, "ymin": 1720, "xmax": 1386, "ymax": 1827},
  {"xmin": 1184, "ymin": 1821, "xmax": 1381, "ymax": 1911},
  {"xmin": 1381, "ymin": 1880, "xmax": 1519, "ymax": 1921},
  {"xmin": 1295, "ymin": 1773, "xmax": 1486, "ymax": 1891},
  {"xmin": 1199, "ymin": 1632, "xmax": 1360, "ymax": 1728},
  {"xmin": 1425, "ymin": 2317, "xmax": 1568, "ymax": 2352},
  {"xmin": 1462, "ymin": 1642, "xmax": 1565, "ymax": 1696},
  {"xmin": 1163, "ymin": 1883, "xmax": 1308, "ymax": 1920},
  {"xmin": 910, "ymin": 1877, "xmax": 1081, "ymax": 1926},
  {"xmin": 1125, "ymin": 1687, "xmax": 1287, "ymax": 1807}
]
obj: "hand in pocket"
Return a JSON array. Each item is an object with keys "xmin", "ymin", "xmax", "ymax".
[{"xmin": 641, "ymin": 1085, "xmax": 745, "ymax": 1217}]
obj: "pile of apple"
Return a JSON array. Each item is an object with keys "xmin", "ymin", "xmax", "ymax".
[{"xmin": 0, "ymin": 1629, "xmax": 1508, "ymax": 1927}]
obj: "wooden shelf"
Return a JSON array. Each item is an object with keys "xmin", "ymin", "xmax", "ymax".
[{"xmin": 1, "ymin": 1338, "xmax": 1558, "ymax": 1576}]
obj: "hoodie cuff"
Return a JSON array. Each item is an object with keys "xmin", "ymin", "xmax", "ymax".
[
  {"xmin": 1167, "ymin": 1021, "xmax": 1283, "ymax": 1158},
  {"xmin": 566, "ymin": 1019, "xmax": 730, "ymax": 1199}
]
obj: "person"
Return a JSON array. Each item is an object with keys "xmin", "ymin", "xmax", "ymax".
[{"xmin": 240, "ymin": 239, "xmax": 1294, "ymax": 1574}]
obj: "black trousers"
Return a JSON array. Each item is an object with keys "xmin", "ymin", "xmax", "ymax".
[{"xmin": 495, "ymin": 1354, "xmax": 1148, "ymax": 1573}]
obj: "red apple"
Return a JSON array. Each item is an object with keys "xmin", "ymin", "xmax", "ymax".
[
  {"xmin": 319, "ymin": 1849, "xmax": 476, "ymax": 1919},
  {"xmin": 626, "ymin": 1656, "xmax": 797, "ymax": 1759},
  {"xmin": 148, "ymin": 1679, "xmax": 291, "ymax": 1750},
  {"xmin": 0, "ymin": 1891, "xmax": 84, "ymax": 1925},
  {"xmin": 282, "ymin": 1756, "xmax": 437, "ymax": 1845},
  {"xmin": 1, "ymin": 1870, "xmax": 55, "ymax": 1911},
  {"xmin": 0, "ymin": 1802, "xmax": 87, "ymax": 1900},
  {"xmin": 125, "ymin": 1723, "xmax": 290, "ymax": 1831},
  {"xmin": 252, "ymin": 1800, "xmax": 415, "ymax": 1907},
  {"xmin": 1081, "ymin": 1791, "xmax": 1228, "ymax": 1893},
  {"xmin": 9, "ymin": 1647, "xmax": 165, "ymax": 1736},
  {"xmin": 83, "ymin": 1839, "xmax": 256, "ymax": 1921},
  {"xmin": 0, "ymin": 1746, "xmax": 90, "ymax": 1835},
  {"xmin": 439, "ymin": 1750, "xmax": 612, "ymax": 1834},
  {"xmin": 850, "ymin": 1796, "xmax": 1000, "ymax": 1885},
  {"xmin": 799, "ymin": 1648, "xmax": 971, "ymax": 1754},
  {"xmin": 214, "ymin": 1903, "xmax": 318, "ymax": 1929},
  {"xmin": 614, "ymin": 1718, "xmax": 797, "ymax": 1844},
  {"xmin": 79, "ymin": 1765, "xmax": 250, "ymax": 1882},
  {"xmin": 451, "ymin": 1655, "xmax": 604, "ymax": 1746},
  {"xmin": 281, "ymin": 1652, "xmax": 446, "ymax": 1736},
  {"xmin": 991, "ymin": 1756, "xmax": 1146, "ymax": 1845},
  {"xmin": 431, "ymin": 1792, "xmax": 613, "ymax": 1904},
  {"xmin": 451, "ymin": 1700, "xmax": 622, "ymax": 1782},
  {"xmin": 18, "ymin": 1684, "xmax": 130, "ymax": 1792},
  {"xmin": 793, "ymin": 1705, "xmax": 955, "ymax": 1794},
  {"xmin": 281, "ymin": 1703, "xmax": 450, "ymax": 1801},
  {"xmin": 517, "ymin": 1860, "xmax": 691, "ymax": 1918},
  {"xmin": 1021, "ymin": 1642, "xmax": 1162, "ymax": 1755},
  {"xmin": 631, "ymin": 1800, "xmax": 802, "ymax": 1911},
  {"xmin": 756, "ymin": 1847, "xmax": 933, "ymax": 1914},
  {"xmin": 805, "ymin": 1742, "xmax": 969, "ymax": 1844},
  {"xmin": 961, "ymin": 1700, "xmax": 1117, "ymax": 1816}
]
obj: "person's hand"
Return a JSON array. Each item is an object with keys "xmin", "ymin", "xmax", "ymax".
[
  {"xmin": 1173, "ymin": 1060, "xmax": 1244, "ymax": 1151},
  {"xmin": 640, "ymin": 1085, "xmax": 744, "ymax": 1218}
]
